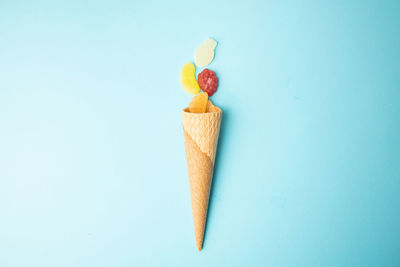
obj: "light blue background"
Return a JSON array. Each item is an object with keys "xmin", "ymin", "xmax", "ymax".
[{"xmin": 1, "ymin": 0, "xmax": 399, "ymax": 266}]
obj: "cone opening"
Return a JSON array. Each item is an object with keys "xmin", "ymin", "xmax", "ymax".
[{"xmin": 183, "ymin": 106, "xmax": 222, "ymax": 114}]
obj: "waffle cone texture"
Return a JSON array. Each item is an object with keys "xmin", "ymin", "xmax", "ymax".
[{"xmin": 182, "ymin": 105, "xmax": 222, "ymax": 251}]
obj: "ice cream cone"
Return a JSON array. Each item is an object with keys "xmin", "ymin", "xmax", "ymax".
[{"xmin": 182, "ymin": 105, "xmax": 222, "ymax": 251}]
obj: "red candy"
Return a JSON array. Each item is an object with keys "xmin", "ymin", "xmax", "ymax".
[{"xmin": 198, "ymin": 69, "xmax": 218, "ymax": 97}]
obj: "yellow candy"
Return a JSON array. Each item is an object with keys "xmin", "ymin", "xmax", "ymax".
[
  {"xmin": 189, "ymin": 92, "xmax": 208, "ymax": 113},
  {"xmin": 181, "ymin": 62, "xmax": 200, "ymax": 95}
]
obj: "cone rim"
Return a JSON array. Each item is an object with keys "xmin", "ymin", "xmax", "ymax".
[{"xmin": 182, "ymin": 106, "xmax": 222, "ymax": 115}]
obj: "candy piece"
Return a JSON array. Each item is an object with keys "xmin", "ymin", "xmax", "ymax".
[
  {"xmin": 198, "ymin": 69, "xmax": 219, "ymax": 97},
  {"xmin": 206, "ymin": 100, "xmax": 217, "ymax": 112},
  {"xmin": 181, "ymin": 63, "xmax": 200, "ymax": 95},
  {"xmin": 189, "ymin": 92, "xmax": 208, "ymax": 113},
  {"xmin": 194, "ymin": 38, "xmax": 217, "ymax": 68}
]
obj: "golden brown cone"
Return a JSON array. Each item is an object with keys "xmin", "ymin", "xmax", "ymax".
[{"xmin": 182, "ymin": 104, "xmax": 222, "ymax": 251}]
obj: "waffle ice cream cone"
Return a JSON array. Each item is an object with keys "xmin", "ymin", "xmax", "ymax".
[{"xmin": 182, "ymin": 104, "xmax": 222, "ymax": 251}]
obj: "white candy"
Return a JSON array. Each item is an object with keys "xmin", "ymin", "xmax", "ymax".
[{"xmin": 194, "ymin": 38, "xmax": 217, "ymax": 68}]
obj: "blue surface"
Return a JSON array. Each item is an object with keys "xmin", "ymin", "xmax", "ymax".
[{"xmin": 1, "ymin": 0, "xmax": 400, "ymax": 266}]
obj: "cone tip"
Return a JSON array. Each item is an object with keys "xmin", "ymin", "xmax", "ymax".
[
  {"xmin": 196, "ymin": 238, "xmax": 203, "ymax": 251},
  {"xmin": 196, "ymin": 237, "xmax": 203, "ymax": 251}
]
